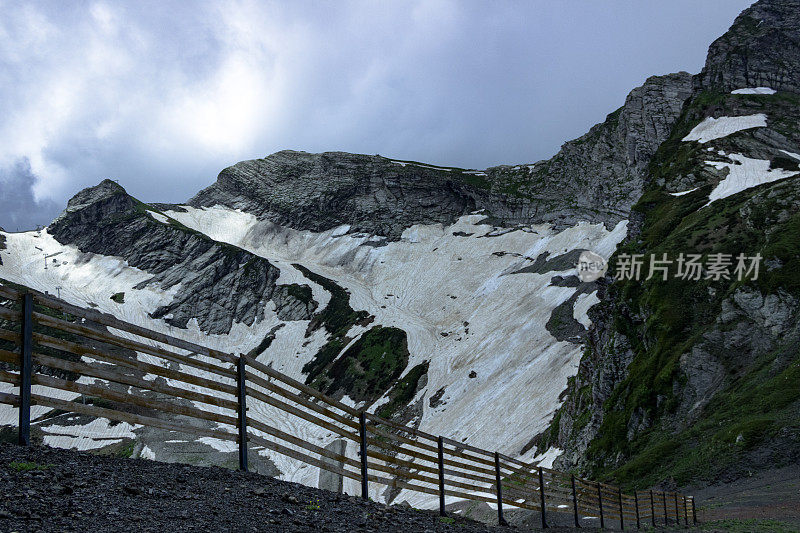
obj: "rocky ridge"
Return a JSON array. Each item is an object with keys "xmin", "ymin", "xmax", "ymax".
[{"xmin": 189, "ymin": 72, "xmax": 692, "ymax": 240}]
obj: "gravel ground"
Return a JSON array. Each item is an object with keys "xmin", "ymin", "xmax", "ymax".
[
  {"xmin": 5, "ymin": 441, "xmax": 794, "ymax": 532},
  {"xmin": 691, "ymin": 464, "xmax": 800, "ymax": 531},
  {"xmin": 0, "ymin": 442, "xmax": 517, "ymax": 533}
]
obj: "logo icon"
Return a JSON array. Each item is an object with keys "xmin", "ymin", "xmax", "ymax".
[{"xmin": 577, "ymin": 251, "xmax": 607, "ymax": 282}]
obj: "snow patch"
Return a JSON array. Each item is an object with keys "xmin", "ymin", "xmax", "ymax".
[
  {"xmin": 682, "ymin": 114, "xmax": 767, "ymax": 143},
  {"xmin": 147, "ymin": 211, "xmax": 170, "ymax": 224},
  {"xmin": 573, "ymin": 291, "xmax": 600, "ymax": 329},
  {"xmin": 139, "ymin": 445, "xmax": 156, "ymax": 460},
  {"xmin": 41, "ymin": 418, "xmax": 139, "ymax": 451},
  {"xmin": 705, "ymin": 154, "xmax": 798, "ymax": 205},
  {"xmin": 731, "ymin": 87, "xmax": 776, "ymax": 95},
  {"xmin": 533, "ymin": 447, "xmax": 563, "ymax": 469},
  {"xmin": 669, "ymin": 187, "xmax": 699, "ymax": 197}
]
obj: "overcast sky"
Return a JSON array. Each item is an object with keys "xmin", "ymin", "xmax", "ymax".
[{"xmin": 0, "ymin": 0, "xmax": 754, "ymax": 231}]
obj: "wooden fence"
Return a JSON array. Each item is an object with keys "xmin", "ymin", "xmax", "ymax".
[{"xmin": 0, "ymin": 283, "xmax": 696, "ymax": 528}]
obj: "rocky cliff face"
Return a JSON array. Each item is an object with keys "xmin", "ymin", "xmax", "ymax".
[
  {"xmin": 483, "ymin": 73, "xmax": 693, "ymax": 230},
  {"xmin": 697, "ymin": 0, "xmax": 800, "ymax": 94},
  {"xmin": 535, "ymin": 0, "xmax": 800, "ymax": 490},
  {"xmin": 189, "ymin": 151, "xmax": 501, "ymax": 240},
  {"xmin": 49, "ymin": 180, "xmax": 317, "ymax": 334}
]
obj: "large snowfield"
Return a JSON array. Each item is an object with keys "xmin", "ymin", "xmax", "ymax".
[{"xmin": 0, "ymin": 209, "xmax": 627, "ymax": 506}]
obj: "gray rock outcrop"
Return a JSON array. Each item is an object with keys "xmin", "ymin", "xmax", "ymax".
[
  {"xmin": 49, "ymin": 180, "xmax": 317, "ymax": 334},
  {"xmin": 697, "ymin": 0, "xmax": 800, "ymax": 94}
]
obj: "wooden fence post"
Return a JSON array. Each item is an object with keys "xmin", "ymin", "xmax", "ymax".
[
  {"xmin": 359, "ymin": 412, "xmax": 368, "ymax": 500},
  {"xmin": 437, "ymin": 436, "xmax": 446, "ymax": 517},
  {"xmin": 494, "ymin": 452, "xmax": 508, "ymax": 527},
  {"xmin": 650, "ymin": 490, "xmax": 656, "ymax": 528},
  {"xmin": 18, "ymin": 292, "xmax": 33, "ymax": 446},
  {"xmin": 597, "ymin": 482, "xmax": 604, "ymax": 529},
  {"xmin": 538, "ymin": 467, "xmax": 548, "ymax": 529},
  {"xmin": 236, "ymin": 356, "xmax": 248, "ymax": 472},
  {"xmin": 618, "ymin": 487, "xmax": 624, "ymax": 530},
  {"xmin": 683, "ymin": 495, "xmax": 688, "ymax": 525},
  {"xmin": 692, "ymin": 496, "xmax": 697, "ymax": 525},
  {"xmin": 674, "ymin": 492, "xmax": 679, "ymax": 525},
  {"xmin": 571, "ymin": 474, "xmax": 580, "ymax": 528},
  {"xmin": 662, "ymin": 492, "xmax": 668, "ymax": 525},
  {"xmin": 634, "ymin": 490, "xmax": 640, "ymax": 530}
]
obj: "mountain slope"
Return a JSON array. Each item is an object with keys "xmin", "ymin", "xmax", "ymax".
[{"xmin": 538, "ymin": 0, "xmax": 800, "ymax": 490}]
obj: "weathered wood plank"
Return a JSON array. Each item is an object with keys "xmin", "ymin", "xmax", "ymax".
[
  {"xmin": 247, "ymin": 416, "xmax": 362, "ymax": 470},
  {"xmin": 0, "ymin": 285, "xmax": 21, "ymax": 301},
  {"xmin": 33, "ymin": 292, "xmax": 235, "ymax": 363},
  {"xmin": 244, "ymin": 370, "xmax": 359, "ymax": 431},
  {"xmin": 31, "ymin": 352, "xmax": 238, "ymax": 411},
  {"xmin": 247, "ymin": 432, "xmax": 363, "ymax": 483},
  {"xmin": 32, "ymin": 373, "xmax": 238, "ymax": 428},
  {"xmin": 244, "ymin": 355, "xmax": 358, "ymax": 417},
  {"xmin": 0, "ymin": 391, "xmax": 20, "ymax": 406},
  {"xmin": 0, "ymin": 369, "xmax": 20, "ymax": 385},
  {"xmin": 366, "ymin": 445, "xmax": 495, "ymax": 493},
  {"xmin": 0, "ymin": 307, "xmax": 21, "ymax": 323},
  {"xmin": 30, "ymin": 393, "xmax": 238, "ymax": 441},
  {"xmin": 245, "ymin": 385, "xmax": 359, "ymax": 443},
  {"xmin": 32, "ymin": 313, "xmax": 235, "ymax": 381},
  {"xmin": 0, "ymin": 328, "xmax": 21, "ymax": 344},
  {"xmin": 0, "ymin": 348, "xmax": 20, "ymax": 365},
  {"xmin": 33, "ymin": 331, "xmax": 236, "ymax": 397}
]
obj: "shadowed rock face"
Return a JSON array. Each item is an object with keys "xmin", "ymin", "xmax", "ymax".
[
  {"xmin": 190, "ymin": 151, "xmax": 494, "ymax": 240},
  {"xmin": 49, "ymin": 180, "xmax": 317, "ymax": 334},
  {"xmin": 697, "ymin": 0, "xmax": 800, "ymax": 94}
]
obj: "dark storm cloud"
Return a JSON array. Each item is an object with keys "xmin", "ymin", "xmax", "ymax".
[
  {"xmin": 0, "ymin": 159, "xmax": 62, "ymax": 232},
  {"xmin": 0, "ymin": 0, "xmax": 754, "ymax": 230}
]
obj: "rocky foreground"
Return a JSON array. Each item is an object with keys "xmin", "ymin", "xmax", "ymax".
[
  {"xmin": 3, "ymin": 442, "xmax": 796, "ymax": 532},
  {"xmin": 0, "ymin": 442, "xmax": 513, "ymax": 533}
]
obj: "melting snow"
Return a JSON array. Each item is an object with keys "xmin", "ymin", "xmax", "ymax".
[
  {"xmin": 705, "ymin": 154, "xmax": 798, "ymax": 205},
  {"xmin": 731, "ymin": 87, "xmax": 776, "ymax": 95},
  {"xmin": 1, "ymin": 205, "xmax": 631, "ymax": 508},
  {"xmin": 147, "ymin": 211, "xmax": 170, "ymax": 224},
  {"xmin": 573, "ymin": 292, "xmax": 600, "ymax": 328},
  {"xmin": 532, "ymin": 446, "xmax": 563, "ymax": 469},
  {"xmin": 669, "ymin": 187, "xmax": 699, "ymax": 197},
  {"xmin": 390, "ymin": 161, "xmax": 454, "ymax": 172},
  {"xmin": 139, "ymin": 445, "xmax": 156, "ymax": 460},
  {"xmin": 682, "ymin": 114, "xmax": 767, "ymax": 143},
  {"xmin": 41, "ymin": 418, "xmax": 139, "ymax": 451}
]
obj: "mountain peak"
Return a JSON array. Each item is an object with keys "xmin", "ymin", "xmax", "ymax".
[{"xmin": 698, "ymin": 0, "xmax": 800, "ymax": 93}]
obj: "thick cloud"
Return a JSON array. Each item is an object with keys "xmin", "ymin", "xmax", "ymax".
[
  {"xmin": 0, "ymin": 0, "xmax": 753, "ymax": 230},
  {"xmin": 0, "ymin": 159, "xmax": 62, "ymax": 232}
]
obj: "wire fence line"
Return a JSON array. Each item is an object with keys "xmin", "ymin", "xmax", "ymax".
[{"xmin": 0, "ymin": 283, "xmax": 696, "ymax": 528}]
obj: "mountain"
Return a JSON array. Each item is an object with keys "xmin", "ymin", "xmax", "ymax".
[
  {"xmin": 533, "ymin": 0, "xmax": 800, "ymax": 489},
  {"xmin": 1, "ymin": 0, "xmax": 798, "ymax": 505}
]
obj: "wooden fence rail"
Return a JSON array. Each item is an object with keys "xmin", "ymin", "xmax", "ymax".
[{"xmin": 0, "ymin": 283, "xmax": 697, "ymax": 528}]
